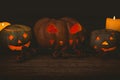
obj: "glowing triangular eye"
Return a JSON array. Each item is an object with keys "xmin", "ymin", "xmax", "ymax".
[
  {"xmin": 109, "ymin": 36, "xmax": 114, "ymax": 40},
  {"xmin": 9, "ymin": 35, "xmax": 14, "ymax": 40},
  {"xmin": 96, "ymin": 36, "xmax": 100, "ymax": 40},
  {"xmin": 70, "ymin": 23, "xmax": 82, "ymax": 34},
  {"xmin": 47, "ymin": 24, "xmax": 58, "ymax": 34},
  {"xmin": 23, "ymin": 33, "xmax": 28, "ymax": 39},
  {"xmin": 94, "ymin": 45, "xmax": 97, "ymax": 49}
]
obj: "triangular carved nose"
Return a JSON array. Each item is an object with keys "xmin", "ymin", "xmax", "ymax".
[
  {"xmin": 18, "ymin": 40, "xmax": 22, "ymax": 44},
  {"xmin": 69, "ymin": 39, "xmax": 73, "ymax": 45},
  {"xmin": 59, "ymin": 41, "xmax": 63, "ymax": 46},
  {"xmin": 49, "ymin": 40, "xmax": 55, "ymax": 45},
  {"xmin": 102, "ymin": 41, "xmax": 109, "ymax": 46}
]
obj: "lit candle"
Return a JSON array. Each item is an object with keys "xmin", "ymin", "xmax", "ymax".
[
  {"xmin": 106, "ymin": 16, "xmax": 120, "ymax": 32},
  {"xmin": 0, "ymin": 22, "xmax": 11, "ymax": 31}
]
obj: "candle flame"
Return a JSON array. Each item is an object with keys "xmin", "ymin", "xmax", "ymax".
[
  {"xmin": 2, "ymin": 23, "xmax": 5, "ymax": 26},
  {"xmin": 113, "ymin": 16, "xmax": 116, "ymax": 20}
]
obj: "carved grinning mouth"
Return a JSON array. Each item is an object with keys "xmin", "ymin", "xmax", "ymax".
[
  {"xmin": 8, "ymin": 41, "xmax": 30, "ymax": 51},
  {"xmin": 101, "ymin": 47, "xmax": 116, "ymax": 52}
]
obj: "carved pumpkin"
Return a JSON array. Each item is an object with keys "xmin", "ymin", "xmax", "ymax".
[
  {"xmin": 0, "ymin": 22, "xmax": 11, "ymax": 31},
  {"xmin": 61, "ymin": 17, "xmax": 85, "ymax": 49},
  {"xmin": 34, "ymin": 17, "xmax": 86, "ymax": 57},
  {"xmin": 34, "ymin": 18, "xmax": 69, "ymax": 50},
  {"xmin": 90, "ymin": 29, "xmax": 120, "ymax": 54},
  {"xmin": 0, "ymin": 24, "xmax": 32, "ymax": 51}
]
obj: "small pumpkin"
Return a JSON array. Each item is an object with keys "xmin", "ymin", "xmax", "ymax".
[
  {"xmin": 90, "ymin": 29, "xmax": 120, "ymax": 54},
  {"xmin": 34, "ymin": 18, "xmax": 69, "ymax": 50},
  {"xmin": 0, "ymin": 24, "xmax": 32, "ymax": 51}
]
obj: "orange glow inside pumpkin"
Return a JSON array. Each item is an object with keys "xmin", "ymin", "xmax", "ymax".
[
  {"xmin": 23, "ymin": 33, "xmax": 28, "ymax": 38},
  {"xmin": 18, "ymin": 40, "xmax": 22, "ymax": 44},
  {"xmin": 70, "ymin": 23, "xmax": 82, "ymax": 34},
  {"xmin": 59, "ymin": 41, "xmax": 63, "ymax": 46},
  {"xmin": 101, "ymin": 47, "xmax": 116, "ymax": 52},
  {"xmin": 47, "ymin": 24, "xmax": 58, "ymax": 34},
  {"xmin": 69, "ymin": 39, "xmax": 79, "ymax": 45},
  {"xmin": 109, "ymin": 36, "xmax": 114, "ymax": 40},
  {"xmin": 8, "ymin": 41, "xmax": 30, "ymax": 51},
  {"xmin": 94, "ymin": 45, "xmax": 97, "ymax": 49},
  {"xmin": 96, "ymin": 36, "xmax": 100, "ymax": 41},
  {"xmin": 102, "ymin": 41, "xmax": 109, "ymax": 46},
  {"xmin": 69, "ymin": 39, "xmax": 73, "ymax": 45},
  {"xmin": 8, "ymin": 35, "xmax": 14, "ymax": 40},
  {"xmin": 49, "ymin": 39, "xmax": 55, "ymax": 45}
]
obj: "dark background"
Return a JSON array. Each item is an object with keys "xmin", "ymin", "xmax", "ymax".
[
  {"xmin": 1, "ymin": 0, "xmax": 120, "ymax": 47},
  {"xmin": 0, "ymin": 0, "xmax": 120, "ymax": 80},
  {"xmin": 1, "ymin": 0, "xmax": 120, "ymax": 30}
]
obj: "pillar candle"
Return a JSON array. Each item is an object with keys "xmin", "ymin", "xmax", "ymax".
[
  {"xmin": 106, "ymin": 16, "xmax": 120, "ymax": 32},
  {"xmin": 0, "ymin": 22, "xmax": 11, "ymax": 31}
]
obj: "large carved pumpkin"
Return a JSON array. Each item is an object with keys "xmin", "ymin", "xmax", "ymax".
[
  {"xmin": 34, "ymin": 18, "xmax": 86, "ymax": 57},
  {"xmin": 90, "ymin": 29, "xmax": 120, "ymax": 55},
  {"xmin": 0, "ymin": 24, "xmax": 32, "ymax": 51},
  {"xmin": 61, "ymin": 17, "xmax": 85, "ymax": 55},
  {"xmin": 34, "ymin": 18, "xmax": 69, "ymax": 50}
]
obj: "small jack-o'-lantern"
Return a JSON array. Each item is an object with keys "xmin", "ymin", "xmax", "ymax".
[
  {"xmin": 90, "ymin": 29, "xmax": 120, "ymax": 54},
  {"xmin": 61, "ymin": 17, "xmax": 85, "ymax": 56},
  {"xmin": 0, "ymin": 22, "xmax": 11, "ymax": 31},
  {"xmin": 34, "ymin": 18, "xmax": 68, "ymax": 50},
  {"xmin": 0, "ymin": 24, "xmax": 32, "ymax": 51}
]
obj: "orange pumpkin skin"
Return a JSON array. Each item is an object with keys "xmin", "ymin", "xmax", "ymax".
[
  {"xmin": 0, "ymin": 24, "xmax": 32, "ymax": 51},
  {"xmin": 34, "ymin": 18, "xmax": 69, "ymax": 50}
]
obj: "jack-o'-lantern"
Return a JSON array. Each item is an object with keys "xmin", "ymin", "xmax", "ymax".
[
  {"xmin": 0, "ymin": 24, "xmax": 32, "ymax": 51},
  {"xmin": 61, "ymin": 17, "xmax": 85, "ymax": 56},
  {"xmin": 90, "ymin": 29, "xmax": 120, "ymax": 54},
  {"xmin": 34, "ymin": 18, "xmax": 86, "ymax": 57},
  {"xmin": 0, "ymin": 22, "xmax": 11, "ymax": 31},
  {"xmin": 34, "ymin": 18, "xmax": 69, "ymax": 51}
]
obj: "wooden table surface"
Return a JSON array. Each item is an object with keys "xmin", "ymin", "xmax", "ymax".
[{"xmin": 0, "ymin": 53, "xmax": 120, "ymax": 80}]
